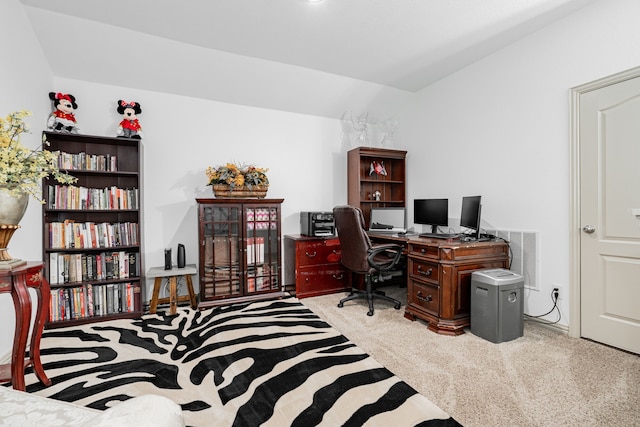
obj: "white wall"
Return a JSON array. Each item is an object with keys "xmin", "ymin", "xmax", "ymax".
[
  {"xmin": 0, "ymin": 0, "xmax": 54, "ymax": 361},
  {"xmin": 402, "ymin": 0, "xmax": 640, "ymax": 325}
]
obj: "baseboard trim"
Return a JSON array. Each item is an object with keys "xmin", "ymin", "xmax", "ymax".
[{"xmin": 524, "ymin": 318, "xmax": 569, "ymax": 334}]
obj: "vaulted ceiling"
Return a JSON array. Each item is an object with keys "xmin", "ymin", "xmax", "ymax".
[{"xmin": 20, "ymin": 0, "xmax": 596, "ymax": 117}]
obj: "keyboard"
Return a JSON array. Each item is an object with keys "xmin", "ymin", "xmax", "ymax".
[
  {"xmin": 369, "ymin": 228, "xmax": 407, "ymax": 234},
  {"xmin": 418, "ymin": 232, "xmax": 461, "ymax": 239}
]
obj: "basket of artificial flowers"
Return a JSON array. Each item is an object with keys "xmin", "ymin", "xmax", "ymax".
[{"xmin": 205, "ymin": 163, "xmax": 269, "ymax": 198}]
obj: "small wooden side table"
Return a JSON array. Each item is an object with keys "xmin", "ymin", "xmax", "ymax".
[
  {"xmin": 0, "ymin": 262, "xmax": 52, "ymax": 390},
  {"xmin": 147, "ymin": 264, "xmax": 198, "ymax": 315}
]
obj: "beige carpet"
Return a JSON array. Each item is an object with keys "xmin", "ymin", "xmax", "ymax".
[{"xmin": 300, "ymin": 285, "xmax": 640, "ymax": 427}]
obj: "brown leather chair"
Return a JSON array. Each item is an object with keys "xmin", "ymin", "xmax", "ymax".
[{"xmin": 333, "ymin": 205, "xmax": 403, "ymax": 316}]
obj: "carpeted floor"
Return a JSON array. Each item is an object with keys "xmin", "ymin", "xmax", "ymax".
[{"xmin": 300, "ymin": 285, "xmax": 640, "ymax": 427}]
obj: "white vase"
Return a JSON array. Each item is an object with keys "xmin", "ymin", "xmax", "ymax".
[
  {"xmin": 0, "ymin": 187, "xmax": 29, "ymax": 265},
  {"xmin": 0, "ymin": 187, "xmax": 29, "ymax": 224}
]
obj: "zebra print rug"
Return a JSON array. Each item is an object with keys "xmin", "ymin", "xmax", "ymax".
[{"xmin": 25, "ymin": 297, "xmax": 460, "ymax": 426}]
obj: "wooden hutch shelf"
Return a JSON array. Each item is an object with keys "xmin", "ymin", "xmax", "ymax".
[{"xmin": 347, "ymin": 146, "xmax": 407, "ymax": 229}]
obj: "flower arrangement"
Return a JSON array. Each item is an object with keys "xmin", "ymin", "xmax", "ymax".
[
  {"xmin": 0, "ymin": 110, "xmax": 77, "ymax": 201},
  {"xmin": 206, "ymin": 163, "xmax": 269, "ymax": 189}
]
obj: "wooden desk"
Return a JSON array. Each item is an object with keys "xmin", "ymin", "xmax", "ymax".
[
  {"xmin": 0, "ymin": 263, "xmax": 52, "ymax": 390},
  {"xmin": 404, "ymin": 237, "xmax": 509, "ymax": 335},
  {"xmin": 368, "ymin": 233, "xmax": 510, "ymax": 335},
  {"xmin": 147, "ymin": 264, "xmax": 198, "ymax": 315}
]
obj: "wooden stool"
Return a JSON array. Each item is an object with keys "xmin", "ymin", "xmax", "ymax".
[{"xmin": 147, "ymin": 264, "xmax": 198, "ymax": 315}]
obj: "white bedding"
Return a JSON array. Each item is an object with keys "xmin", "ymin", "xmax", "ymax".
[{"xmin": 0, "ymin": 386, "xmax": 185, "ymax": 427}]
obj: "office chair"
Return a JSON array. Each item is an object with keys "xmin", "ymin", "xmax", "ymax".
[{"xmin": 333, "ymin": 205, "xmax": 403, "ymax": 316}]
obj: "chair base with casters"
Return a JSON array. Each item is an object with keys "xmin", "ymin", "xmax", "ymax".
[{"xmin": 338, "ymin": 274, "xmax": 401, "ymax": 316}]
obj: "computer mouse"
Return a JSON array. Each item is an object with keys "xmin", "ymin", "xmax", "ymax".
[{"xmin": 462, "ymin": 236, "xmax": 472, "ymax": 242}]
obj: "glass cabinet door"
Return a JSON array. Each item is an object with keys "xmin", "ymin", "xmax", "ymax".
[
  {"xmin": 245, "ymin": 205, "xmax": 280, "ymax": 294},
  {"xmin": 201, "ymin": 204, "xmax": 242, "ymax": 299}
]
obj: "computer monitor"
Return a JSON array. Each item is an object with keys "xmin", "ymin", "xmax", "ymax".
[
  {"xmin": 414, "ymin": 199, "xmax": 448, "ymax": 233},
  {"xmin": 460, "ymin": 196, "xmax": 482, "ymax": 239},
  {"xmin": 369, "ymin": 207, "xmax": 406, "ymax": 232}
]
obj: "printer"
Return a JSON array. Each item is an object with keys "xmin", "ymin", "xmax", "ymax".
[{"xmin": 300, "ymin": 212, "xmax": 335, "ymax": 237}]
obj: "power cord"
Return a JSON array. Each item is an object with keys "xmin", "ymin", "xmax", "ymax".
[
  {"xmin": 478, "ymin": 228, "xmax": 513, "ymax": 269},
  {"xmin": 524, "ymin": 287, "xmax": 561, "ymax": 325}
]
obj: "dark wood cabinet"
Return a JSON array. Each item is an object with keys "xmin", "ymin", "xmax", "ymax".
[
  {"xmin": 284, "ymin": 234, "xmax": 348, "ymax": 298},
  {"xmin": 404, "ymin": 238, "xmax": 509, "ymax": 335},
  {"xmin": 196, "ymin": 198, "xmax": 286, "ymax": 308},
  {"xmin": 347, "ymin": 146, "xmax": 407, "ymax": 229},
  {"xmin": 42, "ymin": 132, "xmax": 143, "ymax": 328}
]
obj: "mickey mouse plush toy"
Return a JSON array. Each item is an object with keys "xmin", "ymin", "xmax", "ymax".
[
  {"xmin": 47, "ymin": 92, "xmax": 79, "ymax": 133},
  {"xmin": 116, "ymin": 100, "xmax": 143, "ymax": 139}
]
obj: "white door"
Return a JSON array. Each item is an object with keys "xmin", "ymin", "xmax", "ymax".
[{"xmin": 579, "ymin": 75, "xmax": 640, "ymax": 354}]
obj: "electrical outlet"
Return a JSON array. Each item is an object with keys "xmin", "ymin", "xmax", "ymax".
[{"xmin": 552, "ymin": 284, "xmax": 564, "ymax": 301}]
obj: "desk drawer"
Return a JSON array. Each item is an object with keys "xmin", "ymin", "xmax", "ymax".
[
  {"xmin": 295, "ymin": 239, "xmax": 342, "ymax": 267},
  {"xmin": 296, "ymin": 264, "xmax": 348, "ymax": 298},
  {"xmin": 409, "ymin": 279, "xmax": 439, "ymax": 316},
  {"xmin": 408, "ymin": 242, "xmax": 439, "ymax": 259},
  {"xmin": 410, "ymin": 259, "xmax": 439, "ymax": 284}
]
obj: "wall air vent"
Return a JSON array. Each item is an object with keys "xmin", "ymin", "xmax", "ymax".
[{"xmin": 485, "ymin": 229, "xmax": 539, "ymax": 290}]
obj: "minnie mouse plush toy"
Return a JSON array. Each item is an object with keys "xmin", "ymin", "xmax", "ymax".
[
  {"xmin": 47, "ymin": 92, "xmax": 79, "ymax": 133},
  {"xmin": 116, "ymin": 100, "xmax": 143, "ymax": 139}
]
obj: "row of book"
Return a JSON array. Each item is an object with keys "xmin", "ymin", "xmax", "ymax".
[
  {"xmin": 57, "ymin": 151, "xmax": 118, "ymax": 172},
  {"xmin": 47, "ymin": 185, "xmax": 139, "ymax": 210},
  {"xmin": 246, "ymin": 237, "xmax": 265, "ymax": 265},
  {"xmin": 245, "ymin": 208, "xmax": 278, "ymax": 221},
  {"xmin": 49, "ymin": 251, "xmax": 139, "ymax": 284},
  {"xmin": 246, "ymin": 208, "xmax": 277, "ymax": 231},
  {"xmin": 49, "ymin": 282, "xmax": 138, "ymax": 322},
  {"xmin": 49, "ymin": 220, "xmax": 139, "ymax": 249}
]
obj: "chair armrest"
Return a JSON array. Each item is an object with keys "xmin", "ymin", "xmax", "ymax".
[{"xmin": 368, "ymin": 244, "xmax": 403, "ymax": 272}]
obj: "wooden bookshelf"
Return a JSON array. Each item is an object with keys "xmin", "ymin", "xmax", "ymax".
[{"xmin": 41, "ymin": 131, "xmax": 143, "ymax": 328}]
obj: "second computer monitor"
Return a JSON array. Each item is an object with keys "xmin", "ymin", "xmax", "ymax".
[
  {"xmin": 414, "ymin": 198, "xmax": 448, "ymax": 233},
  {"xmin": 460, "ymin": 196, "xmax": 482, "ymax": 239}
]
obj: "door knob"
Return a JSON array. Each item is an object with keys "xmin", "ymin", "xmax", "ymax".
[{"xmin": 582, "ymin": 225, "xmax": 596, "ymax": 234}]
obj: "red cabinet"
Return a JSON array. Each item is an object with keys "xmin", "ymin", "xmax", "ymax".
[{"xmin": 284, "ymin": 235, "xmax": 349, "ymax": 299}]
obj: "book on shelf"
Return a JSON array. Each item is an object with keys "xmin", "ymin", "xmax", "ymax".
[
  {"xmin": 104, "ymin": 253, "xmax": 114, "ymax": 279},
  {"xmin": 63, "ymin": 289, "xmax": 71, "ymax": 320},
  {"xmin": 48, "ymin": 251, "xmax": 139, "ymax": 283},
  {"xmin": 57, "ymin": 151, "xmax": 118, "ymax": 172},
  {"xmin": 106, "ymin": 284, "xmax": 114, "ymax": 314},
  {"xmin": 246, "ymin": 236, "xmax": 265, "ymax": 265},
  {"xmin": 49, "ymin": 253, "xmax": 59, "ymax": 285},
  {"xmin": 87, "ymin": 283, "xmax": 94, "ymax": 317},
  {"xmin": 48, "ymin": 221, "xmax": 140, "ymax": 250},
  {"xmin": 49, "ymin": 282, "xmax": 138, "ymax": 322},
  {"xmin": 47, "ymin": 185, "xmax": 139, "ymax": 210},
  {"xmin": 128, "ymin": 253, "xmax": 138, "ymax": 277}
]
